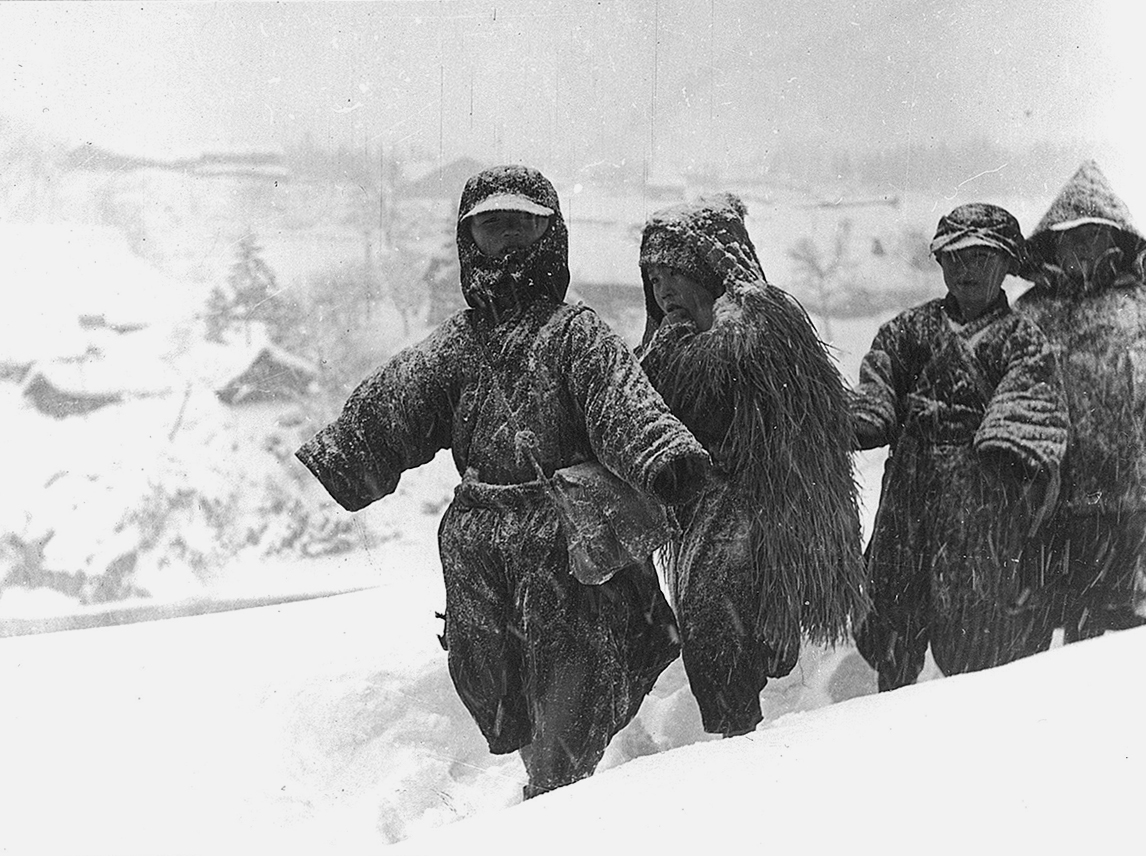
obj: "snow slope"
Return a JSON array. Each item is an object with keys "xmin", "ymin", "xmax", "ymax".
[
  {"xmin": 2, "ymin": 576, "xmax": 1143, "ymax": 856},
  {"xmin": 394, "ymin": 626, "xmax": 1146, "ymax": 856}
]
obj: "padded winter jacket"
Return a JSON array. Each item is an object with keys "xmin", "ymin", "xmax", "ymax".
[{"xmin": 1016, "ymin": 160, "xmax": 1146, "ymax": 515}]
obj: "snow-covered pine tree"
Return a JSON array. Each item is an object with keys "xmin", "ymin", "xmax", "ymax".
[
  {"xmin": 204, "ymin": 231, "xmax": 302, "ymax": 346},
  {"xmin": 229, "ymin": 231, "xmax": 277, "ymax": 344}
]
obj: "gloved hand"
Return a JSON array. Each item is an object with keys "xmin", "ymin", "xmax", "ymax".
[
  {"xmin": 650, "ymin": 451, "xmax": 714, "ymax": 507},
  {"xmin": 853, "ymin": 419, "xmax": 883, "ymax": 451}
]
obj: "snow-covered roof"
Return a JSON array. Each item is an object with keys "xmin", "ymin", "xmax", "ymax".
[
  {"xmin": 20, "ymin": 327, "xmax": 178, "ymax": 417},
  {"xmin": 22, "ymin": 354, "xmax": 171, "ymax": 399},
  {"xmin": 0, "ymin": 222, "xmax": 202, "ymax": 361},
  {"xmin": 215, "ymin": 343, "xmax": 319, "ymax": 406},
  {"xmin": 21, "ymin": 371, "xmax": 124, "ymax": 418},
  {"xmin": 558, "ymin": 183, "xmax": 655, "ymax": 226},
  {"xmin": 400, "ymin": 157, "xmax": 488, "ymax": 200},
  {"xmin": 194, "ymin": 161, "xmax": 291, "ymax": 180}
]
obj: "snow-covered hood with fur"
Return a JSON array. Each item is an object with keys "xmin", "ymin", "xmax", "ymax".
[
  {"xmin": 455, "ymin": 165, "xmax": 570, "ymax": 319},
  {"xmin": 639, "ymin": 193, "xmax": 767, "ymax": 327}
]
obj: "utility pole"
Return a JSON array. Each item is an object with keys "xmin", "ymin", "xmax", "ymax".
[{"xmin": 363, "ymin": 134, "xmax": 374, "ymax": 319}]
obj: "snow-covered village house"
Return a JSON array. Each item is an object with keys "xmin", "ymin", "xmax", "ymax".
[{"xmin": 214, "ymin": 343, "xmax": 319, "ymax": 407}]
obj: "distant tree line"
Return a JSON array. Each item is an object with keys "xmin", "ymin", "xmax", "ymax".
[
  {"xmin": 769, "ymin": 137, "xmax": 1094, "ymax": 199},
  {"xmin": 282, "ymin": 133, "xmax": 431, "ymax": 186}
]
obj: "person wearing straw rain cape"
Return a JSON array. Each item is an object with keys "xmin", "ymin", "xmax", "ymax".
[
  {"xmin": 295, "ymin": 165, "xmax": 711, "ymax": 798},
  {"xmin": 637, "ymin": 193, "xmax": 868, "ymax": 737},
  {"xmin": 1015, "ymin": 160, "xmax": 1146, "ymax": 643},
  {"xmin": 852, "ymin": 203, "xmax": 1069, "ymax": 691}
]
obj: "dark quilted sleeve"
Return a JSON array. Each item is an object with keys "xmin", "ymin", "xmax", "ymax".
[
  {"xmin": 852, "ymin": 315, "xmax": 910, "ymax": 450},
  {"xmin": 565, "ymin": 309, "xmax": 710, "ymax": 505},
  {"xmin": 974, "ymin": 316, "xmax": 1069, "ymax": 474},
  {"xmin": 295, "ymin": 320, "xmax": 460, "ymax": 511}
]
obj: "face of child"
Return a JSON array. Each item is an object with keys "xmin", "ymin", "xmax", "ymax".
[
  {"xmin": 647, "ymin": 264, "xmax": 715, "ymax": 331},
  {"xmin": 1054, "ymin": 223, "xmax": 1118, "ymax": 282},
  {"xmin": 939, "ymin": 246, "xmax": 1010, "ymax": 321},
  {"xmin": 468, "ymin": 210, "xmax": 550, "ymax": 257}
]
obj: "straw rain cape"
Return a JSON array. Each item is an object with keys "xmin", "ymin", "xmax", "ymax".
[{"xmin": 639, "ymin": 196, "xmax": 868, "ymax": 649}]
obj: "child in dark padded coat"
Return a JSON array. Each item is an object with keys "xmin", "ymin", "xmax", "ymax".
[
  {"xmin": 852, "ymin": 203, "xmax": 1069, "ymax": 691},
  {"xmin": 296, "ymin": 165, "xmax": 710, "ymax": 798}
]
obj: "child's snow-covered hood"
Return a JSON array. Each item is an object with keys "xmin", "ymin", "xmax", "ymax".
[{"xmin": 455, "ymin": 165, "xmax": 570, "ymax": 319}]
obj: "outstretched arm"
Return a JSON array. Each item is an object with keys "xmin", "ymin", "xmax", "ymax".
[{"xmin": 296, "ymin": 323, "xmax": 459, "ymax": 511}]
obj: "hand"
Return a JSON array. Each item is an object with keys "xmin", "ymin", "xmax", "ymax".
[
  {"xmin": 663, "ymin": 308, "xmax": 695, "ymax": 327},
  {"xmin": 651, "ymin": 453, "xmax": 712, "ymax": 506},
  {"xmin": 979, "ymin": 448, "xmax": 1030, "ymax": 482},
  {"xmin": 1024, "ymin": 467, "xmax": 1060, "ymax": 538},
  {"xmin": 853, "ymin": 420, "xmax": 883, "ymax": 451}
]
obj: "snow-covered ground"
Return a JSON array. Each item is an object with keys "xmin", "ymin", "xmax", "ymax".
[
  {"xmin": 1, "ymin": 436, "xmax": 1139, "ymax": 855},
  {"xmin": 2, "ymin": 537, "xmax": 1143, "ymax": 855},
  {"xmin": 394, "ymin": 626, "xmax": 1146, "ymax": 856}
]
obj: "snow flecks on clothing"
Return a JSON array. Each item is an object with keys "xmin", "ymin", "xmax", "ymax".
[
  {"xmin": 298, "ymin": 164, "xmax": 711, "ymax": 794},
  {"xmin": 297, "ymin": 298, "xmax": 708, "ymax": 792},
  {"xmin": 852, "ymin": 295, "xmax": 1069, "ymax": 687},
  {"xmin": 1015, "ymin": 162, "xmax": 1146, "ymax": 638},
  {"xmin": 638, "ymin": 193, "xmax": 867, "ymax": 735},
  {"xmin": 854, "ymin": 296, "xmax": 1069, "ymax": 475}
]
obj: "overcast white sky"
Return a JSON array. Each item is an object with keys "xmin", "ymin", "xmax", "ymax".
[{"xmin": 2, "ymin": 1, "xmax": 1144, "ymax": 204}]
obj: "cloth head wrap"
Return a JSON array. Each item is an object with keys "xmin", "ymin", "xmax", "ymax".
[
  {"xmin": 639, "ymin": 193, "xmax": 765, "ymax": 325},
  {"xmin": 930, "ymin": 203, "xmax": 1024, "ymax": 274}
]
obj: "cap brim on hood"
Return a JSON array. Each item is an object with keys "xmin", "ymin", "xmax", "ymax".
[
  {"xmin": 1024, "ymin": 160, "xmax": 1146, "ymax": 276},
  {"xmin": 460, "ymin": 193, "xmax": 555, "ymax": 221},
  {"xmin": 1047, "ymin": 216, "xmax": 1124, "ymax": 232},
  {"xmin": 456, "ymin": 165, "xmax": 570, "ymax": 313},
  {"xmin": 930, "ymin": 233, "xmax": 1018, "ymax": 257}
]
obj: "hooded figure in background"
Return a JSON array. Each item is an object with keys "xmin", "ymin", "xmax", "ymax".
[
  {"xmin": 852, "ymin": 203, "xmax": 1069, "ymax": 691},
  {"xmin": 1015, "ymin": 160, "xmax": 1146, "ymax": 643},
  {"xmin": 637, "ymin": 193, "xmax": 868, "ymax": 737},
  {"xmin": 296, "ymin": 165, "xmax": 711, "ymax": 798}
]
